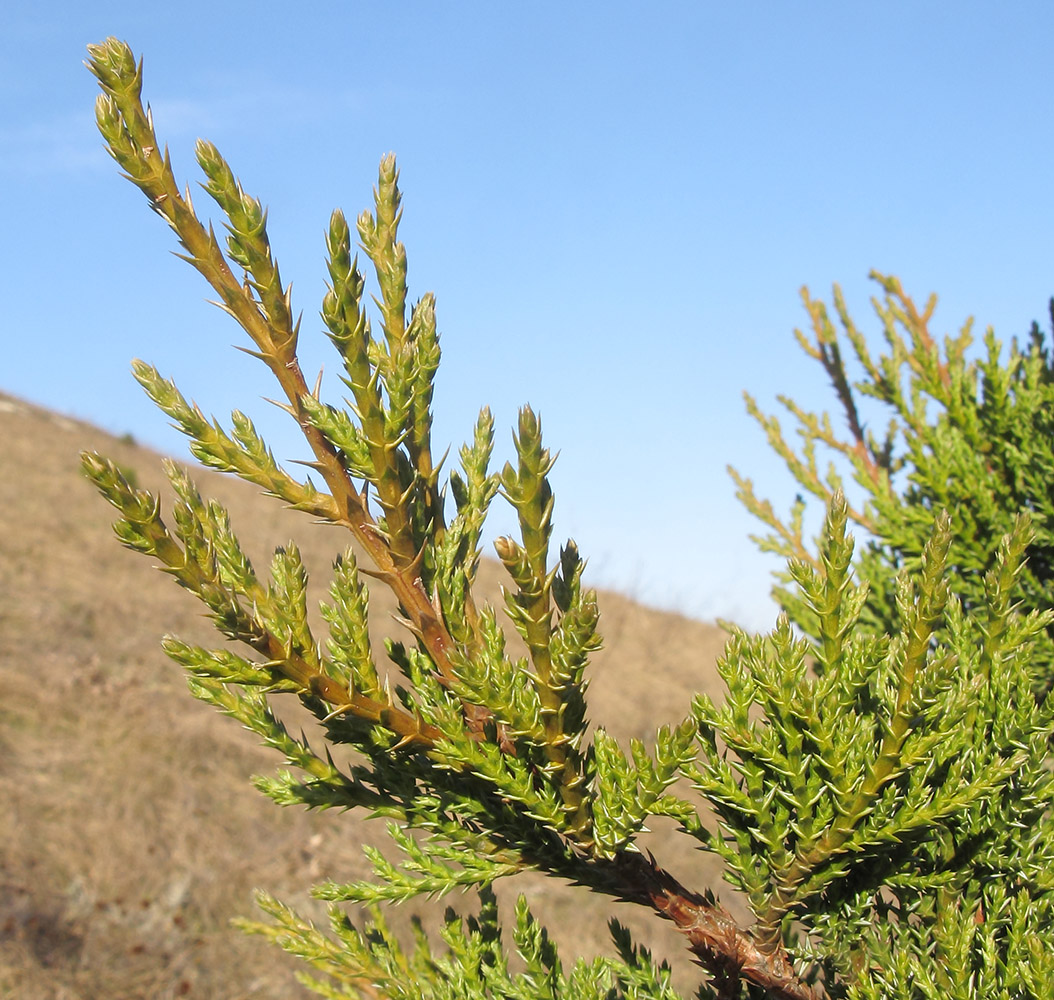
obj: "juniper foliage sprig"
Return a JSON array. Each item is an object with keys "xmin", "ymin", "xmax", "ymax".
[
  {"xmin": 679, "ymin": 494, "xmax": 1054, "ymax": 984},
  {"xmin": 84, "ymin": 37, "xmax": 1054, "ymax": 1000},
  {"xmin": 731, "ymin": 273, "xmax": 1054, "ymax": 686},
  {"xmin": 237, "ymin": 888, "xmax": 685, "ymax": 1000}
]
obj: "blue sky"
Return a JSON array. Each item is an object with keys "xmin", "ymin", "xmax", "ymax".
[{"xmin": 4, "ymin": 3, "xmax": 1054, "ymax": 630}]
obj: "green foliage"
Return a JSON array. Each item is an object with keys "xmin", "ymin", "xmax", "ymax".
[
  {"xmin": 236, "ymin": 888, "xmax": 684, "ymax": 1000},
  {"xmin": 684, "ymin": 497, "xmax": 1054, "ymax": 989},
  {"xmin": 84, "ymin": 37, "xmax": 1054, "ymax": 1000},
  {"xmin": 731, "ymin": 274, "xmax": 1054, "ymax": 685}
]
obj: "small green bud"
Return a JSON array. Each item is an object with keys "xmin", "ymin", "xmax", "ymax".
[{"xmin": 85, "ymin": 37, "xmax": 141, "ymax": 97}]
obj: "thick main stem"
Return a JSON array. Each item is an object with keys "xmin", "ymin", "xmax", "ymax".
[{"xmin": 609, "ymin": 854, "xmax": 820, "ymax": 1000}]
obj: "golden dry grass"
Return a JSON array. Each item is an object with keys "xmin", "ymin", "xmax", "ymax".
[{"xmin": 0, "ymin": 390, "xmax": 740, "ymax": 998}]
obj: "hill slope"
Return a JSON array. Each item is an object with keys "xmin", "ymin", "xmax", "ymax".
[{"xmin": 0, "ymin": 391, "xmax": 736, "ymax": 999}]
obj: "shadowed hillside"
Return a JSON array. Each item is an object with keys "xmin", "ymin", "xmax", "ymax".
[{"xmin": 0, "ymin": 390, "xmax": 739, "ymax": 999}]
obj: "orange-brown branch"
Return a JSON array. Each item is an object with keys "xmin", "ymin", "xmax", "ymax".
[{"xmin": 611, "ymin": 853, "xmax": 821, "ymax": 1000}]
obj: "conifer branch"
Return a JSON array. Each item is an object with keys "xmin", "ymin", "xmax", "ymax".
[
  {"xmin": 82, "ymin": 449, "xmax": 442, "ymax": 749},
  {"xmin": 609, "ymin": 853, "xmax": 820, "ymax": 1000},
  {"xmin": 84, "ymin": 36, "xmax": 1054, "ymax": 1000},
  {"xmin": 87, "ymin": 39, "xmax": 460, "ymax": 699}
]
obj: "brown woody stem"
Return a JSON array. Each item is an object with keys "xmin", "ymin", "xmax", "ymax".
[{"xmin": 610, "ymin": 853, "xmax": 821, "ymax": 1000}]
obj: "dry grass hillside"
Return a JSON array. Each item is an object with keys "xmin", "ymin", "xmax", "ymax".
[{"xmin": 0, "ymin": 389, "xmax": 742, "ymax": 999}]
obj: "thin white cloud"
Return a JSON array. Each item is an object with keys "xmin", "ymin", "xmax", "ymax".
[
  {"xmin": 0, "ymin": 110, "xmax": 110, "ymax": 175},
  {"xmin": 149, "ymin": 85, "xmax": 366, "ymax": 138},
  {"xmin": 144, "ymin": 96, "xmax": 223, "ymax": 136},
  {"xmin": 0, "ymin": 84, "xmax": 371, "ymax": 178}
]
